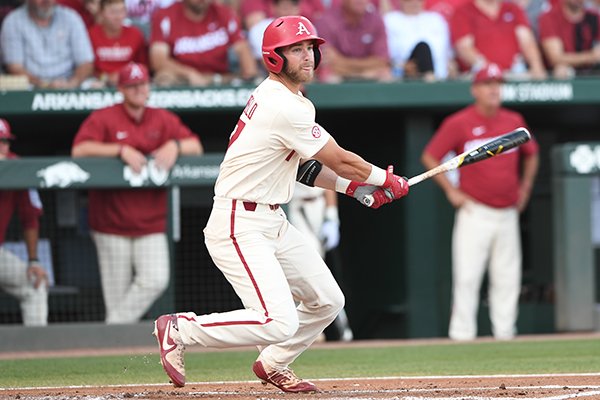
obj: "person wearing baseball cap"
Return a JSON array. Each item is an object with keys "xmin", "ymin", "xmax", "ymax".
[
  {"xmin": 421, "ymin": 62, "xmax": 539, "ymax": 342},
  {"xmin": 151, "ymin": 15, "xmax": 409, "ymax": 393},
  {"xmin": 0, "ymin": 118, "xmax": 16, "ymax": 142},
  {"xmin": 72, "ymin": 62, "xmax": 203, "ymax": 325},
  {"xmin": 472, "ymin": 62, "xmax": 505, "ymax": 84},
  {"xmin": 0, "ymin": 118, "xmax": 48, "ymax": 326}
]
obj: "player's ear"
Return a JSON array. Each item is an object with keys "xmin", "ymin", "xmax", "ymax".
[{"xmin": 275, "ymin": 49, "xmax": 287, "ymax": 72}]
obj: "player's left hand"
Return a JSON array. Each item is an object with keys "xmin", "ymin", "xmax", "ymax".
[
  {"xmin": 320, "ymin": 220, "xmax": 340, "ymax": 251},
  {"xmin": 153, "ymin": 140, "xmax": 179, "ymax": 171},
  {"xmin": 27, "ymin": 261, "xmax": 48, "ymax": 289},
  {"xmin": 382, "ymin": 165, "xmax": 409, "ymax": 200}
]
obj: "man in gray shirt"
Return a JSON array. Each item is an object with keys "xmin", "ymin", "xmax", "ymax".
[{"xmin": 1, "ymin": 0, "xmax": 94, "ymax": 88}]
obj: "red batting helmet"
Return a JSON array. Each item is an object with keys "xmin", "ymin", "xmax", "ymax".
[{"xmin": 262, "ymin": 15, "xmax": 325, "ymax": 74}]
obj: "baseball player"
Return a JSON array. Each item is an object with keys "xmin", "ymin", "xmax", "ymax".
[
  {"xmin": 288, "ymin": 185, "xmax": 354, "ymax": 341},
  {"xmin": 153, "ymin": 16, "xmax": 409, "ymax": 393},
  {"xmin": 421, "ymin": 63, "xmax": 539, "ymax": 341},
  {"xmin": 72, "ymin": 62, "xmax": 203, "ymax": 324},
  {"xmin": 0, "ymin": 118, "xmax": 48, "ymax": 326}
]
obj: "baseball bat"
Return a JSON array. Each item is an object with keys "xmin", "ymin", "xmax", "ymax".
[{"xmin": 363, "ymin": 127, "xmax": 531, "ymax": 207}]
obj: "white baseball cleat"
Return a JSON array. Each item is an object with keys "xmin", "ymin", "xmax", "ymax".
[{"xmin": 153, "ymin": 314, "xmax": 186, "ymax": 387}]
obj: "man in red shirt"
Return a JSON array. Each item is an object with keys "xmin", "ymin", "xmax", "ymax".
[
  {"xmin": 451, "ymin": 0, "xmax": 547, "ymax": 79},
  {"xmin": 71, "ymin": 63, "xmax": 203, "ymax": 324},
  {"xmin": 149, "ymin": 0, "xmax": 258, "ymax": 86},
  {"xmin": 314, "ymin": 0, "xmax": 392, "ymax": 83},
  {"xmin": 0, "ymin": 118, "xmax": 48, "ymax": 326},
  {"xmin": 240, "ymin": 0, "xmax": 323, "ymax": 30},
  {"xmin": 538, "ymin": 0, "xmax": 600, "ymax": 78},
  {"xmin": 421, "ymin": 64, "xmax": 539, "ymax": 341},
  {"xmin": 88, "ymin": 0, "xmax": 147, "ymax": 87}
]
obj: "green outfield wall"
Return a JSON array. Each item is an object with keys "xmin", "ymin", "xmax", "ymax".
[{"xmin": 1, "ymin": 78, "xmax": 599, "ymax": 339}]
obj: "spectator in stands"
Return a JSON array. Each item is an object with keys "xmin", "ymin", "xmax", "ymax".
[
  {"xmin": 241, "ymin": 0, "xmax": 323, "ymax": 30},
  {"xmin": 0, "ymin": 0, "xmax": 95, "ymax": 89},
  {"xmin": 149, "ymin": 0, "xmax": 258, "ymax": 87},
  {"xmin": 0, "ymin": 118, "xmax": 48, "ymax": 327},
  {"xmin": 71, "ymin": 63, "xmax": 203, "ymax": 324},
  {"xmin": 88, "ymin": 0, "xmax": 147, "ymax": 87},
  {"xmin": 125, "ymin": 0, "xmax": 175, "ymax": 40},
  {"xmin": 421, "ymin": 64, "xmax": 539, "ymax": 341},
  {"xmin": 538, "ymin": 0, "xmax": 600, "ymax": 79},
  {"xmin": 57, "ymin": 0, "xmax": 99, "ymax": 27},
  {"xmin": 248, "ymin": 0, "xmax": 300, "ymax": 71},
  {"xmin": 315, "ymin": 0, "xmax": 392, "ymax": 83},
  {"xmin": 384, "ymin": 0, "xmax": 455, "ymax": 81},
  {"xmin": 424, "ymin": 0, "xmax": 468, "ymax": 22},
  {"xmin": 451, "ymin": 0, "xmax": 547, "ymax": 80}
]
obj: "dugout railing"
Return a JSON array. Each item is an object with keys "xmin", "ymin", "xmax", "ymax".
[{"xmin": 0, "ymin": 154, "xmax": 243, "ymax": 324}]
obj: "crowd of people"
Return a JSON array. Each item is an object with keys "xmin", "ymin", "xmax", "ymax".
[{"xmin": 1, "ymin": 0, "xmax": 600, "ymax": 89}]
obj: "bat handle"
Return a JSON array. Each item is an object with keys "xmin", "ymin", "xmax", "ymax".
[{"xmin": 362, "ymin": 194, "xmax": 374, "ymax": 207}]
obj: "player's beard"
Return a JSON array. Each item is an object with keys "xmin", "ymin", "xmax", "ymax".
[{"xmin": 283, "ymin": 63, "xmax": 314, "ymax": 85}]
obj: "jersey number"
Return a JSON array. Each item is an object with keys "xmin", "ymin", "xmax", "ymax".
[{"xmin": 228, "ymin": 119, "xmax": 246, "ymax": 148}]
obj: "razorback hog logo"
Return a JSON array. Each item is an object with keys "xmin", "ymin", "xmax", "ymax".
[
  {"xmin": 37, "ymin": 161, "xmax": 90, "ymax": 188},
  {"xmin": 296, "ymin": 22, "xmax": 311, "ymax": 36}
]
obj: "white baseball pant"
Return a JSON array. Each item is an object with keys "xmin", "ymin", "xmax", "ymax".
[
  {"xmin": 174, "ymin": 197, "xmax": 344, "ymax": 369},
  {"xmin": 449, "ymin": 201, "xmax": 521, "ymax": 341},
  {"xmin": 0, "ymin": 246, "xmax": 48, "ymax": 326},
  {"xmin": 92, "ymin": 232, "xmax": 170, "ymax": 324}
]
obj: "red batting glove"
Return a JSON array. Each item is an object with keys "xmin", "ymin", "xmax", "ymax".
[
  {"xmin": 368, "ymin": 188, "xmax": 394, "ymax": 209},
  {"xmin": 382, "ymin": 165, "xmax": 409, "ymax": 200},
  {"xmin": 346, "ymin": 181, "xmax": 393, "ymax": 209}
]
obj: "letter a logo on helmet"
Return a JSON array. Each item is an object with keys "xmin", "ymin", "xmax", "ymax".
[
  {"xmin": 262, "ymin": 15, "xmax": 325, "ymax": 74},
  {"xmin": 296, "ymin": 21, "xmax": 311, "ymax": 36}
]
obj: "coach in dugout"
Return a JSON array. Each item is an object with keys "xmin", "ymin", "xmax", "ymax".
[
  {"xmin": 0, "ymin": 118, "xmax": 48, "ymax": 326},
  {"xmin": 421, "ymin": 63, "xmax": 539, "ymax": 341},
  {"xmin": 72, "ymin": 62, "xmax": 203, "ymax": 324}
]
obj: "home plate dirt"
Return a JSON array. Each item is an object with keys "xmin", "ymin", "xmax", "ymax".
[{"xmin": 2, "ymin": 374, "xmax": 600, "ymax": 399}]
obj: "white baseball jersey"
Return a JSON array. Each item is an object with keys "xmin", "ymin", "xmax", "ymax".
[{"xmin": 214, "ymin": 78, "xmax": 331, "ymax": 204}]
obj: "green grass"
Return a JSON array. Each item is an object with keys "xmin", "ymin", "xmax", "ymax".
[{"xmin": 2, "ymin": 338, "xmax": 599, "ymax": 388}]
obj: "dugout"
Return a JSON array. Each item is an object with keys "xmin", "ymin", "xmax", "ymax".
[{"xmin": 1, "ymin": 79, "xmax": 599, "ymax": 341}]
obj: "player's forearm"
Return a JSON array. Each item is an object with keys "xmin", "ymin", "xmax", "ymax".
[
  {"xmin": 550, "ymin": 49, "xmax": 598, "ymax": 68},
  {"xmin": 332, "ymin": 56, "xmax": 389, "ymax": 76},
  {"xmin": 5, "ymin": 64, "xmax": 44, "ymax": 87},
  {"xmin": 23, "ymin": 227, "xmax": 39, "ymax": 261},
  {"xmin": 517, "ymin": 27, "xmax": 546, "ymax": 76},
  {"xmin": 233, "ymin": 42, "xmax": 258, "ymax": 80},
  {"xmin": 455, "ymin": 37, "xmax": 486, "ymax": 70},
  {"xmin": 178, "ymin": 137, "xmax": 203, "ymax": 155},
  {"xmin": 72, "ymin": 141, "xmax": 122, "ymax": 158},
  {"xmin": 520, "ymin": 153, "xmax": 539, "ymax": 192},
  {"xmin": 70, "ymin": 62, "xmax": 94, "ymax": 87},
  {"xmin": 151, "ymin": 46, "xmax": 198, "ymax": 78}
]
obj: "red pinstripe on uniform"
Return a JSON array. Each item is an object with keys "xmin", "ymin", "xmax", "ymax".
[{"xmin": 197, "ymin": 200, "xmax": 272, "ymax": 328}]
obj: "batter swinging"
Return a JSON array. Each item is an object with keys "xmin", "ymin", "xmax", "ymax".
[{"xmin": 153, "ymin": 15, "xmax": 409, "ymax": 393}]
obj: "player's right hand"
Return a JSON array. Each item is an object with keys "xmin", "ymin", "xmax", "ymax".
[{"xmin": 382, "ymin": 165, "xmax": 409, "ymax": 199}]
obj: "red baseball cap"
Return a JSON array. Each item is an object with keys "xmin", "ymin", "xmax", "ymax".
[
  {"xmin": 0, "ymin": 118, "xmax": 15, "ymax": 140},
  {"xmin": 473, "ymin": 63, "xmax": 504, "ymax": 84},
  {"xmin": 118, "ymin": 62, "xmax": 150, "ymax": 86}
]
